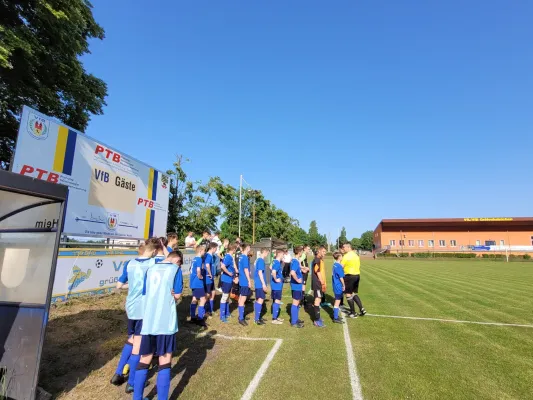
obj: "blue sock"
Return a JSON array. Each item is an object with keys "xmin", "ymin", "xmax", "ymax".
[
  {"xmin": 156, "ymin": 367, "xmax": 171, "ymax": 399},
  {"xmin": 220, "ymin": 302, "xmax": 226, "ymax": 320},
  {"xmin": 238, "ymin": 305, "xmax": 244, "ymax": 321},
  {"xmin": 132, "ymin": 367, "xmax": 148, "ymax": 400},
  {"xmin": 210, "ymin": 299, "xmax": 214, "ymax": 313},
  {"xmin": 273, "ymin": 303, "xmax": 280, "ymax": 320},
  {"xmin": 127, "ymin": 354, "xmax": 141, "ymax": 386},
  {"xmin": 198, "ymin": 305, "xmax": 205, "ymax": 319},
  {"xmin": 254, "ymin": 302, "xmax": 261, "ymax": 321},
  {"xmin": 205, "ymin": 300, "xmax": 211, "ymax": 313},
  {"xmin": 291, "ymin": 305, "xmax": 299, "ymax": 325},
  {"xmin": 226, "ymin": 302, "xmax": 230, "ymax": 317},
  {"xmin": 334, "ymin": 307, "xmax": 339, "ymax": 320},
  {"xmin": 190, "ymin": 303, "xmax": 197, "ymax": 319},
  {"xmin": 115, "ymin": 342, "xmax": 133, "ymax": 375}
]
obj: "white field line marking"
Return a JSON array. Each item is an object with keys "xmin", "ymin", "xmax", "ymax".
[
  {"xmin": 240, "ymin": 339, "xmax": 283, "ymax": 400},
  {"xmin": 367, "ymin": 314, "xmax": 533, "ymax": 328},
  {"xmin": 189, "ymin": 330, "xmax": 283, "ymax": 400},
  {"xmin": 343, "ymin": 322, "xmax": 364, "ymax": 400}
]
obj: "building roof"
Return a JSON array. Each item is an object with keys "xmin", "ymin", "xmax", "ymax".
[{"xmin": 376, "ymin": 217, "xmax": 533, "ymax": 232}]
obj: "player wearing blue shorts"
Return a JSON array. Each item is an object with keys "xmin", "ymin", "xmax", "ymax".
[
  {"xmin": 332, "ymin": 252, "xmax": 346, "ymax": 324},
  {"xmin": 270, "ymin": 250, "xmax": 285, "ymax": 325},
  {"xmin": 111, "ymin": 238, "xmax": 163, "ymax": 392},
  {"xmin": 133, "ymin": 251, "xmax": 183, "ymax": 400},
  {"xmin": 290, "ymin": 246, "xmax": 305, "ymax": 328},
  {"xmin": 204, "ymin": 242, "xmax": 217, "ymax": 316},
  {"xmin": 253, "ymin": 247, "xmax": 270, "ymax": 325},
  {"xmin": 238, "ymin": 243, "xmax": 252, "ymax": 326},
  {"xmin": 219, "ymin": 243, "xmax": 237, "ymax": 322},
  {"xmin": 189, "ymin": 245, "xmax": 207, "ymax": 328}
]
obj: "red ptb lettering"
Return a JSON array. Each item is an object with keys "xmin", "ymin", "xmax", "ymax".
[
  {"xmin": 35, "ymin": 168, "xmax": 47, "ymax": 180},
  {"xmin": 148, "ymin": 201, "xmax": 154, "ymax": 208},
  {"xmin": 20, "ymin": 165, "xmax": 34, "ymax": 175},
  {"xmin": 137, "ymin": 198, "xmax": 144, "ymax": 205},
  {"xmin": 105, "ymin": 149, "xmax": 113, "ymax": 159},
  {"xmin": 112, "ymin": 153, "xmax": 121, "ymax": 163},
  {"xmin": 95, "ymin": 145, "xmax": 104, "ymax": 155},
  {"xmin": 47, "ymin": 173, "xmax": 59, "ymax": 183}
]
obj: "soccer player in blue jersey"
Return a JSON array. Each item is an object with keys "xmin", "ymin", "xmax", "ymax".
[
  {"xmin": 270, "ymin": 249, "xmax": 285, "ymax": 325},
  {"xmin": 204, "ymin": 242, "xmax": 217, "ymax": 317},
  {"xmin": 111, "ymin": 238, "xmax": 163, "ymax": 392},
  {"xmin": 332, "ymin": 252, "xmax": 346, "ymax": 324},
  {"xmin": 290, "ymin": 246, "xmax": 305, "ymax": 328},
  {"xmin": 189, "ymin": 245, "xmax": 207, "ymax": 328},
  {"xmin": 237, "ymin": 243, "xmax": 252, "ymax": 326},
  {"xmin": 219, "ymin": 243, "xmax": 237, "ymax": 322},
  {"xmin": 132, "ymin": 251, "xmax": 183, "ymax": 400},
  {"xmin": 166, "ymin": 232, "xmax": 178, "ymax": 252},
  {"xmin": 253, "ymin": 248, "xmax": 270, "ymax": 325}
]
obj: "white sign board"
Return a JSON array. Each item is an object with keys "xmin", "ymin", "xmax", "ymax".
[
  {"xmin": 12, "ymin": 106, "xmax": 169, "ymax": 239},
  {"xmin": 52, "ymin": 249, "xmax": 194, "ymax": 303}
]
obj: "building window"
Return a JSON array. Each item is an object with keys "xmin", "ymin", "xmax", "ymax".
[
  {"xmin": 390, "ymin": 240, "xmax": 396, "ymax": 247},
  {"xmin": 500, "ymin": 240, "xmax": 504, "ymax": 246},
  {"xmin": 450, "ymin": 240, "xmax": 457, "ymax": 247},
  {"xmin": 408, "ymin": 240, "xmax": 414, "ymax": 247},
  {"xmin": 439, "ymin": 240, "xmax": 446, "ymax": 247},
  {"xmin": 485, "ymin": 240, "xmax": 496, "ymax": 246},
  {"xmin": 418, "ymin": 240, "xmax": 424, "ymax": 247},
  {"xmin": 399, "ymin": 240, "xmax": 405, "ymax": 247},
  {"xmin": 476, "ymin": 240, "xmax": 481, "ymax": 246},
  {"xmin": 428, "ymin": 240, "xmax": 434, "ymax": 247}
]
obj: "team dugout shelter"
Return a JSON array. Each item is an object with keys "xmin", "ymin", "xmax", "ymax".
[{"xmin": 373, "ymin": 217, "xmax": 533, "ymax": 254}]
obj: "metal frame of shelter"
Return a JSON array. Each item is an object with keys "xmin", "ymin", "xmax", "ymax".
[{"xmin": 0, "ymin": 169, "xmax": 68, "ymax": 400}]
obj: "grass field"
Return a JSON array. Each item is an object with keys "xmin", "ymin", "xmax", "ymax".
[{"xmin": 39, "ymin": 259, "xmax": 533, "ymax": 399}]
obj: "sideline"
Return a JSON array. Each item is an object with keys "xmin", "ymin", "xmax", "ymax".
[
  {"xmin": 343, "ymin": 322, "xmax": 364, "ymax": 400},
  {"xmin": 366, "ymin": 313, "xmax": 533, "ymax": 328}
]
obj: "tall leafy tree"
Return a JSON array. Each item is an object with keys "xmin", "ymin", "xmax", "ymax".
[
  {"xmin": 1, "ymin": 0, "xmax": 107, "ymax": 169},
  {"xmin": 360, "ymin": 230, "xmax": 374, "ymax": 251},
  {"xmin": 308, "ymin": 220, "xmax": 327, "ymax": 248},
  {"xmin": 337, "ymin": 226, "xmax": 348, "ymax": 246}
]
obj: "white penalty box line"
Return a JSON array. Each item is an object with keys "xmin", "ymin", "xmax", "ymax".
[
  {"xmin": 366, "ymin": 314, "xmax": 533, "ymax": 328},
  {"xmin": 192, "ymin": 331, "xmax": 283, "ymax": 400}
]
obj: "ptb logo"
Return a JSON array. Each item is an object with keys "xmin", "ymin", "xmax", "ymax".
[
  {"xmin": 95, "ymin": 145, "xmax": 121, "ymax": 163},
  {"xmin": 138, "ymin": 198, "xmax": 154, "ymax": 208},
  {"xmin": 20, "ymin": 165, "xmax": 59, "ymax": 183}
]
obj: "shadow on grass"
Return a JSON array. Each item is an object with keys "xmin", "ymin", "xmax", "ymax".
[{"xmin": 39, "ymin": 295, "xmax": 201, "ymax": 397}]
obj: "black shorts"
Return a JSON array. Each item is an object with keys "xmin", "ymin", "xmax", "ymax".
[
  {"xmin": 302, "ymin": 272, "xmax": 309, "ymax": 285},
  {"xmin": 313, "ymin": 290, "xmax": 324, "ymax": 299},
  {"xmin": 344, "ymin": 274, "xmax": 360, "ymax": 294}
]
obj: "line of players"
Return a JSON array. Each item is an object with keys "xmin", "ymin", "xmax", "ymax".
[{"xmin": 109, "ymin": 234, "xmax": 366, "ymax": 399}]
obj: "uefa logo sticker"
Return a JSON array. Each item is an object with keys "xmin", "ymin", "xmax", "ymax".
[
  {"xmin": 106, "ymin": 213, "xmax": 119, "ymax": 231},
  {"xmin": 27, "ymin": 113, "xmax": 50, "ymax": 140}
]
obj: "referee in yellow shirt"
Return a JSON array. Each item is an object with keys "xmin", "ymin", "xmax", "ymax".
[{"xmin": 341, "ymin": 242, "xmax": 366, "ymax": 318}]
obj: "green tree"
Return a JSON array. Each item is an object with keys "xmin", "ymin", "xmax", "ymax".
[
  {"xmin": 308, "ymin": 220, "xmax": 327, "ymax": 248},
  {"xmin": 360, "ymin": 230, "xmax": 374, "ymax": 251},
  {"xmin": 166, "ymin": 156, "xmax": 221, "ymax": 238},
  {"xmin": 337, "ymin": 227, "xmax": 348, "ymax": 246},
  {"xmin": 1, "ymin": 0, "xmax": 107, "ymax": 169},
  {"xmin": 351, "ymin": 237, "xmax": 361, "ymax": 249}
]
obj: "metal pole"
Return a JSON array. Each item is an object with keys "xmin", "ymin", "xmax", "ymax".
[
  {"xmin": 252, "ymin": 201, "xmax": 256, "ymax": 244},
  {"xmin": 238, "ymin": 174, "xmax": 242, "ymax": 238}
]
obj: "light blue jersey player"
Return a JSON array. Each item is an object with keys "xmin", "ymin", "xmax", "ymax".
[
  {"xmin": 133, "ymin": 252, "xmax": 183, "ymax": 400},
  {"xmin": 111, "ymin": 238, "xmax": 163, "ymax": 393},
  {"xmin": 253, "ymin": 248, "xmax": 270, "ymax": 325}
]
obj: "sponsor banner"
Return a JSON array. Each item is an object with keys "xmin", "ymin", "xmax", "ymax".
[
  {"xmin": 52, "ymin": 248, "xmax": 194, "ymax": 303},
  {"xmin": 12, "ymin": 106, "xmax": 169, "ymax": 239}
]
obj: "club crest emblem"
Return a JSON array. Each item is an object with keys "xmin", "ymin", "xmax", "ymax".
[
  {"xmin": 27, "ymin": 113, "xmax": 49, "ymax": 140},
  {"xmin": 106, "ymin": 213, "xmax": 119, "ymax": 231}
]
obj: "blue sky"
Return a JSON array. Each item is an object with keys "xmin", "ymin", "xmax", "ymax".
[{"xmin": 82, "ymin": 0, "xmax": 533, "ymax": 240}]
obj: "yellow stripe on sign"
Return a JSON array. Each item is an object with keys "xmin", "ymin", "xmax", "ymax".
[
  {"xmin": 53, "ymin": 126, "xmax": 69, "ymax": 173},
  {"xmin": 147, "ymin": 168, "xmax": 154, "ymax": 200},
  {"xmin": 144, "ymin": 208, "xmax": 151, "ymax": 238}
]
